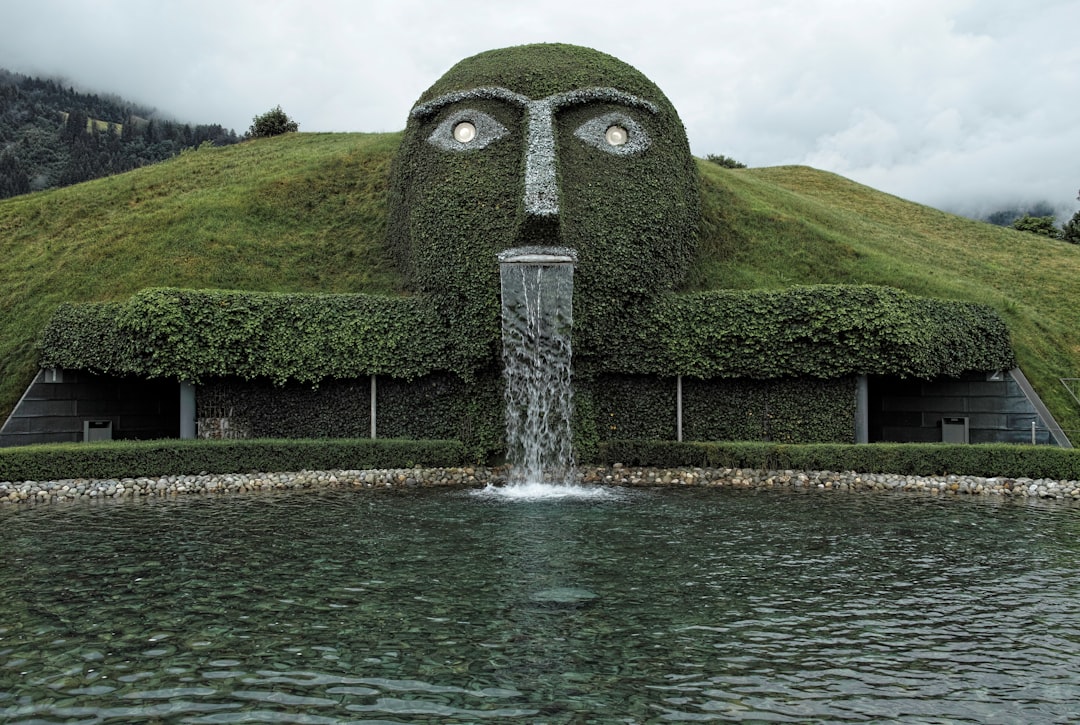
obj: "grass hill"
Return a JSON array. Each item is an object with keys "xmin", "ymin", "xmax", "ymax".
[{"xmin": 2, "ymin": 132, "xmax": 1079, "ymax": 439}]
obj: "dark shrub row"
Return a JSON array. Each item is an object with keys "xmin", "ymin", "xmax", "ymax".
[
  {"xmin": 0, "ymin": 438, "xmax": 468, "ymax": 482},
  {"xmin": 599, "ymin": 440, "xmax": 1080, "ymax": 480},
  {"xmin": 6, "ymin": 437, "xmax": 1076, "ymax": 484}
]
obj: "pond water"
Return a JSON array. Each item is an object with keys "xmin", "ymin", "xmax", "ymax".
[{"xmin": 2, "ymin": 486, "xmax": 1080, "ymax": 723}]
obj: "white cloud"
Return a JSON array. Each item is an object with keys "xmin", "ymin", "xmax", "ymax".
[{"xmin": 0, "ymin": 0, "xmax": 1077, "ymax": 217}]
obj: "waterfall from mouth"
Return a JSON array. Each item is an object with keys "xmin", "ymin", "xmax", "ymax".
[{"xmin": 498, "ymin": 246, "xmax": 576, "ymax": 486}]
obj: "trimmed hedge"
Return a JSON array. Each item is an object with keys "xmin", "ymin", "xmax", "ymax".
[
  {"xmin": 38, "ymin": 285, "xmax": 1014, "ymax": 386},
  {"xmin": 38, "ymin": 288, "xmax": 459, "ymax": 384},
  {"xmin": 591, "ymin": 286, "xmax": 1016, "ymax": 379},
  {"xmin": 0, "ymin": 438, "xmax": 468, "ymax": 482},
  {"xmin": 599, "ymin": 440, "xmax": 1080, "ymax": 480},
  {"xmin": 6, "ymin": 437, "xmax": 1077, "ymax": 483}
]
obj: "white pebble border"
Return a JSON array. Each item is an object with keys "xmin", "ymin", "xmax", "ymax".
[
  {"xmin": 3, "ymin": 465, "xmax": 1080, "ymax": 505},
  {"xmin": 587, "ymin": 465, "xmax": 1080, "ymax": 501}
]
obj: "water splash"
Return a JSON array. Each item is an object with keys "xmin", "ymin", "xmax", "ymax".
[
  {"xmin": 498, "ymin": 247, "xmax": 576, "ymax": 486},
  {"xmin": 472, "ymin": 481, "xmax": 618, "ymax": 500}
]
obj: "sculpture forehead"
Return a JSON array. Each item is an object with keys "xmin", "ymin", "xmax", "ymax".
[
  {"xmin": 414, "ymin": 43, "xmax": 676, "ymax": 115},
  {"xmin": 411, "ymin": 86, "xmax": 659, "ymax": 122}
]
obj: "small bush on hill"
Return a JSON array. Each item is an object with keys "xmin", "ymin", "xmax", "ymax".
[
  {"xmin": 706, "ymin": 154, "xmax": 747, "ymax": 169},
  {"xmin": 247, "ymin": 106, "xmax": 299, "ymax": 139}
]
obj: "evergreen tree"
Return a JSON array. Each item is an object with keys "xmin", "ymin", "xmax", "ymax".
[
  {"xmin": 0, "ymin": 150, "xmax": 30, "ymax": 196},
  {"xmin": 0, "ymin": 69, "xmax": 241, "ymax": 199},
  {"xmin": 62, "ymin": 110, "xmax": 88, "ymax": 142}
]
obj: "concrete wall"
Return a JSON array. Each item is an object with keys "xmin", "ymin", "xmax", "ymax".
[
  {"xmin": 867, "ymin": 371, "xmax": 1060, "ymax": 445},
  {"xmin": 0, "ymin": 369, "xmax": 180, "ymax": 447},
  {"xmin": 3, "ymin": 367, "xmax": 1069, "ymax": 449}
]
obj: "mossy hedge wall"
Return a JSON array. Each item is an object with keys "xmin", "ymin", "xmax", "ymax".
[
  {"xmin": 588, "ymin": 375, "xmax": 857, "ymax": 445},
  {"xmin": 186, "ymin": 372, "xmax": 857, "ymax": 462},
  {"xmin": 593, "ymin": 286, "xmax": 1016, "ymax": 380},
  {"xmin": 38, "ymin": 285, "xmax": 1013, "ymax": 387},
  {"xmin": 385, "ymin": 43, "xmax": 700, "ymax": 365},
  {"xmin": 196, "ymin": 372, "xmax": 505, "ymax": 462}
]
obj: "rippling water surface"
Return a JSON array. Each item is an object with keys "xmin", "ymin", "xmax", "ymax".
[{"xmin": 2, "ymin": 487, "xmax": 1080, "ymax": 723}]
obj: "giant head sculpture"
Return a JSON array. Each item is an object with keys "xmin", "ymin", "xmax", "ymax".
[{"xmin": 387, "ymin": 43, "xmax": 700, "ymax": 358}]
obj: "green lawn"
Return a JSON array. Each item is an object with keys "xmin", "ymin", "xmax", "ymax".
[{"xmin": 2, "ymin": 132, "xmax": 1077, "ymax": 438}]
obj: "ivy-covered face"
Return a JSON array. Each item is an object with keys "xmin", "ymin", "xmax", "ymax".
[{"xmin": 386, "ymin": 43, "xmax": 699, "ymax": 353}]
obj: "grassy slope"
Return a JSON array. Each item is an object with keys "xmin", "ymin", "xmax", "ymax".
[
  {"xmin": 0, "ymin": 133, "xmax": 402, "ymax": 420},
  {"xmin": 2, "ymin": 133, "xmax": 1077, "ymax": 438},
  {"xmin": 690, "ymin": 162, "xmax": 1080, "ymax": 437}
]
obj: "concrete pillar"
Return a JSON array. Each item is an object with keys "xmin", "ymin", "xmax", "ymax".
[
  {"xmin": 855, "ymin": 374, "xmax": 869, "ymax": 444},
  {"xmin": 180, "ymin": 382, "xmax": 196, "ymax": 439},
  {"xmin": 676, "ymin": 375, "xmax": 683, "ymax": 443},
  {"xmin": 370, "ymin": 374, "xmax": 377, "ymax": 439}
]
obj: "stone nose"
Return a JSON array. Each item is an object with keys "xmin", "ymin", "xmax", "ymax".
[{"xmin": 519, "ymin": 100, "xmax": 561, "ymax": 245}]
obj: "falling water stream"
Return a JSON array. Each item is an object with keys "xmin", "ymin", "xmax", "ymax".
[{"xmin": 496, "ymin": 247, "xmax": 579, "ymax": 493}]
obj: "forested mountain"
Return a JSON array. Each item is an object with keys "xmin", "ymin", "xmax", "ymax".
[{"xmin": 0, "ymin": 69, "xmax": 239, "ymax": 199}]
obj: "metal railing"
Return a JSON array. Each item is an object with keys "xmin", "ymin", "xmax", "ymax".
[{"xmin": 1062, "ymin": 379, "xmax": 1080, "ymax": 407}]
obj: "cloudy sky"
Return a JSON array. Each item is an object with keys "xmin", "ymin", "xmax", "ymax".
[{"xmin": 2, "ymin": 0, "xmax": 1077, "ymax": 219}]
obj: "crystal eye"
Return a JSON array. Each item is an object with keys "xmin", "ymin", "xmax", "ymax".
[
  {"xmin": 605, "ymin": 125, "xmax": 628, "ymax": 146},
  {"xmin": 453, "ymin": 122, "xmax": 476, "ymax": 144},
  {"xmin": 427, "ymin": 109, "xmax": 507, "ymax": 152},
  {"xmin": 575, "ymin": 112, "xmax": 649, "ymax": 156}
]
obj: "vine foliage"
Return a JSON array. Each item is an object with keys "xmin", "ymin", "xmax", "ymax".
[{"xmin": 39, "ymin": 285, "xmax": 1014, "ymax": 386}]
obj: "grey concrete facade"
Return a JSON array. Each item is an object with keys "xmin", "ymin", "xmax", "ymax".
[
  {"xmin": 867, "ymin": 370, "xmax": 1071, "ymax": 447},
  {"xmin": 0, "ymin": 368, "xmax": 180, "ymax": 447}
]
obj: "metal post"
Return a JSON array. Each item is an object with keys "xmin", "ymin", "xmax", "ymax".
[
  {"xmin": 370, "ymin": 374, "xmax": 377, "ymax": 439},
  {"xmin": 676, "ymin": 375, "xmax": 683, "ymax": 443},
  {"xmin": 1032, "ymin": 420, "xmax": 1037, "ymax": 445}
]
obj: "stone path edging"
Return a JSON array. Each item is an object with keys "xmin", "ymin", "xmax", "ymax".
[{"xmin": 3, "ymin": 465, "xmax": 1080, "ymax": 505}]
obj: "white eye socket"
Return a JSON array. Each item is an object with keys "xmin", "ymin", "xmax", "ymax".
[
  {"xmin": 453, "ymin": 121, "xmax": 476, "ymax": 144},
  {"xmin": 427, "ymin": 109, "xmax": 508, "ymax": 152},
  {"xmin": 575, "ymin": 112, "xmax": 650, "ymax": 156},
  {"xmin": 605, "ymin": 125, "xmax": 628, "ymax": 146}
]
